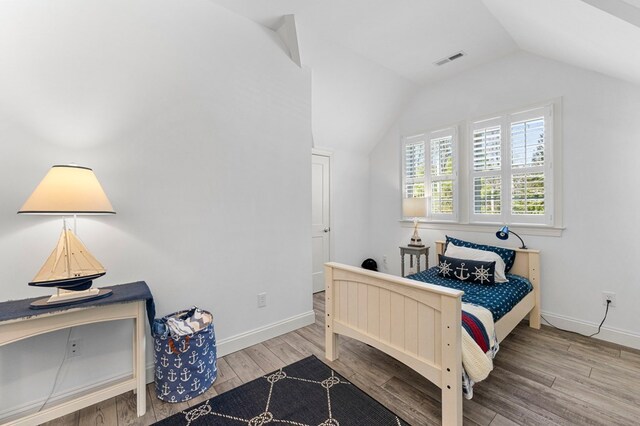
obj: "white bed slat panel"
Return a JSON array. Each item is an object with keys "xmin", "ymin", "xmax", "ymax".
[
  {"xmin": 367, "ymin": 286, "xmax": 380, "ymax": 338},
  {"xmin": 404, "ymin": 298, "xmax": 419, "ymax": 355},
  {"xmin": 339, "ymin": 280, "xmax": 348, "ymax": 323},
  {"xmin": 379, "ymin": 288, "xmax": 391, "ymax": 343},
  {"xmin": 347, "ymin": 281, "xmax": 358, "ymax": 326},
  {"xmin": 390, "ymin": 293, "xmax": 405, "ymax": 348},
  {"xmin": 418, "ymin": 303, "xmax": 436, "ymax": 363},
  {"xmin": 358, "ymin": 283, "xmax": 368, "ymax": 331}
]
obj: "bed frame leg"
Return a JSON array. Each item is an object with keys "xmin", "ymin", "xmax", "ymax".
[
  {"xmin": 528, "ymin": 253, "xmax": 541, "ymax": 330},
  {"xmin": 442, "ymin": 387, "xmax": 463, "ymax": 426},
  {"xmin": 325, "ymin": 265, "xmax": 338, "ymax": 361},
  {"xmin": 529, "ymin": 305, "xmax": 541, "ymax": 329},
  {"xmin": 326, "ymin": 328, "xmax": 338, "ymax": 361},
  {"xmin": 441, "ymin": 297, "xmax": 463, "ymax": 426}
]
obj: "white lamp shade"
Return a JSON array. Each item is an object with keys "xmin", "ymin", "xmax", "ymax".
[
  {"xmin": 402, "ymin": 197, "xmax": 426, "ymax": 218},
  {"xmin": 18, "ymin": 165, "xmax": 115, "ymax": 215}
]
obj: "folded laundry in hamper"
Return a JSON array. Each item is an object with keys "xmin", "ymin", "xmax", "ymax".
[{"xmin": 152, "ymin": 306, "xmax": 217, "ymax": 403}]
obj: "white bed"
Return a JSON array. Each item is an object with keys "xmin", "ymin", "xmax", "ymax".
[{"xmin": 324, "ymin": 241, "xmax": 540, "ymax": 426}]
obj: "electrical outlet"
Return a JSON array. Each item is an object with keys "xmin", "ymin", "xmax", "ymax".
[
  {"xmin": 602, "ymin": 291, "xmax": 616, "ymax": 307},
  {"xmin": 67, "ymin": 338, "xmax": 82, "ymax": 358},
  {"xmin": 382, "ymin": 255, "xmax": 388, "ymax": 270},
  {"xmin": 257, "ymin": 292, "xmax": 267, "ymax": 308}
]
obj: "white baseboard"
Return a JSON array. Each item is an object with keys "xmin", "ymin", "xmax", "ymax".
[
  {"xmin": 216, "ymin": 310, "xmax": 315, "ymax": 357},
  {"xmin": 540, "ymin": 310, "xmax": 640, "ymax": 350},
  {"xmin": 2, "ymin": 310, "xmax": 315, "ymax": 422},
  {"xmin": 0, "ymin": 371, "xmax": 132, "ymax": 421}
]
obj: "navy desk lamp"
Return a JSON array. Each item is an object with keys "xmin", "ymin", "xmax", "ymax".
[{"xmin": 496, "ymin": 226, "xmax": 527, "ymax": 249}]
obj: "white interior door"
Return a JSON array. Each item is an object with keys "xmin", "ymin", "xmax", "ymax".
[{"xmin": 312, "ymin": 154, "xmax": 330, "ymax": 293}]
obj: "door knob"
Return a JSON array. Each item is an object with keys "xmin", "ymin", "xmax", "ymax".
[{"xmin": 323, "ymin": 227, "xmax": 330, "ymax": 233}]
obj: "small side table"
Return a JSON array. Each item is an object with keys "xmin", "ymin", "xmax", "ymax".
[{"xmin": 400, "ymin": 245, "xmax": 430, "ymax": 277}]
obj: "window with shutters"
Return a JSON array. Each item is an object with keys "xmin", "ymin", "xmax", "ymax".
[
  {"xmin": 469, "ymin": 105, "xmax": 553, "ymax": 225},
  {"xmin": 400, "ymin": 101, "xmax": 559, "ymax": 230},
  {"xmin": 403, "ymin": 135, "xmax": 426, "ymax": 199},
  {"xmin": 402, "ymin": 128, "xmax": 458, "ymax": 221}
]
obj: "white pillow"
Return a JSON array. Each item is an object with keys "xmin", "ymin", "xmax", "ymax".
[{"xmin": 444, "ymin": 242, "xmax": 508, "ymax": 283}]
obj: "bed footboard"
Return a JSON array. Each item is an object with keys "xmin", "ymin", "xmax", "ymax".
[{"xmin": 324, "ymin": 262, "xmax": 465, "ymax": 426}]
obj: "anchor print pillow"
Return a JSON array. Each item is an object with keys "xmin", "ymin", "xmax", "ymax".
[
  {"xmin": 437, "ymin": 254, "xmax": 496, "ymax": 285},
  {"xmin": 444, "ymin": 242, "xmax": 508, "ymax": 283}
]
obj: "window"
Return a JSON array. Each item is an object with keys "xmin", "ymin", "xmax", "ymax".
[
  {"xmin": 470, "ymin": 105, "xmax": 553, "ymax": 225},
  {"xmin": 402, "ymin": 128, "xmax": 458, "ymax": 221},
  {"xmin": 403, "ymin": 135, "xmax": 425, "ymax": 199},
  {"xmin": 401, "ymin": 101, "xmax": 558, "ymax": 229}
]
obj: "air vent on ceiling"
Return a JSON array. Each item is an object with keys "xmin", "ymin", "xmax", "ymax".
[{"xmin": 434, "ymin": 51, "xmax": 466, "ymax": 66}]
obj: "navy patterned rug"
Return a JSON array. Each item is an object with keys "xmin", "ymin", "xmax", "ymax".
[{"xmin": 153, "ymin": 355, "xmax": 409, "ymax": 425}]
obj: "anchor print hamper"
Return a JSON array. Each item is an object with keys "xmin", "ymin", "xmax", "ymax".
[{"xmin": 152, "ymin": 307, "xmax": 217, "ymax": 402}]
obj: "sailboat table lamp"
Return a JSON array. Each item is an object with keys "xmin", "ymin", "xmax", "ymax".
[{"xmin": 18, "ymin": 164, "xmax": 116, "ymax": 309}]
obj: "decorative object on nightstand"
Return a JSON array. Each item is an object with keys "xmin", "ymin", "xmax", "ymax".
[
  {"xmin": 399, "ymin": 245, "xmax": 430, "ymax": 277},
  {"xmin": 496, "ymin": 225, "xmax": 527, "ymax": 249},
  {"xmin": 402, "ymin": 197, "xmax": 426, "ymax": 247},
  {"xmin": 18, "ymin": 164, "xmax": 116, "ymax": 308}
]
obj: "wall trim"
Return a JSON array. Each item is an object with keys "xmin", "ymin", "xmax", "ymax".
[
  {"xmin": 540, "ymin": 310, "xmax": 640, "ymax": 350},
  {"xmin": 216, "ymin": 310, "xmax": 316, "ymax": 357},
  {"xmin": 0, "ymin": 371, "xmax": 133, "ymax": 421},
  {"xmin": 399, "ymin": 220, "xmax": 565, "ymax": 237},
  {"xmin": 1, "ymin": 311, "xmax": 315, "ymax": 422}
]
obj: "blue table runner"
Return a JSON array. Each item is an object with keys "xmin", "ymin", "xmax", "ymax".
[{"xmin": 0, "ymin": 281, "xmax": 155, "ymax": 326}]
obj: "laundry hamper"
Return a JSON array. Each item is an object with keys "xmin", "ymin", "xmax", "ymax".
[{"xmin": 152, "ymin": 307, "xmax": 217, "ymax": 403}]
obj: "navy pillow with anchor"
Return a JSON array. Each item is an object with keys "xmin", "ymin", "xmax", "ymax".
[{"xmin": 437, "ymin": 254, "xmax": 496, "ymax": 285}]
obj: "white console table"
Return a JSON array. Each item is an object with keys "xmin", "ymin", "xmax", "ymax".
[{"xmin": 0, "ymin": 282, "xmax": 150, "ymax": 425}]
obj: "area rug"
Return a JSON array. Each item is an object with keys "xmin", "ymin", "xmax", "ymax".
[{"xmin": 154, "ymin": 355, "xmax": 409, "ymax": 425}]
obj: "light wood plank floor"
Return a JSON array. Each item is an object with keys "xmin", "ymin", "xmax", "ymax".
[{"xmin": 41, "ymin": 292, "xmax": 640, "ymax": 426}]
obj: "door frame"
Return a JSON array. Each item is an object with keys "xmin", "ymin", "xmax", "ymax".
[{"xmin": 312, "ymin": 147, "xmax": 333, "ymax": 282}]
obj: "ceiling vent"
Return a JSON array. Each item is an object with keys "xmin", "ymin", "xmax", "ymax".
[{"xmin": 434, "ymin": 51, "xmax": 465, "ymax": 66}]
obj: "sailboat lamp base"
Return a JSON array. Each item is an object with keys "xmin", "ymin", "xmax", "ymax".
[{"xmin": 30, "ymin": 288, "xmax": 113, "ymax": 310}]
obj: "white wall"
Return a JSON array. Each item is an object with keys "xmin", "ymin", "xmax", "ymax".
[
  {"xmin": 0, "ymin": 0, "xmax": 312, "ymax": 417},
  {"xmin": 369, "ymin": 51, "xmax": 640, "ymax": 348},
  {"xmin": 306, "ymin": 34, "xmax": 415, "ymax": 267}
]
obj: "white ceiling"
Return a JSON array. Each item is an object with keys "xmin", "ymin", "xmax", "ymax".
[
  {"xmin": 483, "ymin": 0, "xmax": 640, "ymax": 86},
  {"xmin": 210, "ymin": 0, "xmax": 519, "ymax": 85},
  {"xmin": 212, "ymin": 0, "xmax": 640, "ymax": 88},
  {"xmin": 209, "ymin": 0, "xmax": 640, "ymax": 153}
]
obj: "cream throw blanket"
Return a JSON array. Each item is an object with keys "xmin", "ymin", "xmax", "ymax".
[{"xmin": 461, "ymin": 302, "xmax": 497, "ymax": 383}]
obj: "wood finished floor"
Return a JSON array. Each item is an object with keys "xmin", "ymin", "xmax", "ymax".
[{"xmin": 41, "ymin": 292, "xmax": 640, "ymax": 426}]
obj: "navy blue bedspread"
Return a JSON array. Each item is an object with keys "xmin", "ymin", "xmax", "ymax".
[
  {"xmin": 0, "ymin": 281, "xmax": 155, "ymax": 326},
  {"xmin": 407, "ymin": 267, "xmax": 532, "ymax": 321}
]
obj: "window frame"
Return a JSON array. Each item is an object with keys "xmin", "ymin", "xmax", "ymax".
[
  {"xmin": 401, "ymin": 127, "xmax": 459, "ymax": 222},
  {"xmin": 468, "ymin": 104, "xmax": 554, "ymax": 226},
  {"xmin": 400, "ymin": 99, "xmax": 562, "ymax": 233}
]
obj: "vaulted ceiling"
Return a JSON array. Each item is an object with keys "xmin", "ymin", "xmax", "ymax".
[{"xmin": 211, "ymin": 0, "xmax": 640, "ymax": 153}]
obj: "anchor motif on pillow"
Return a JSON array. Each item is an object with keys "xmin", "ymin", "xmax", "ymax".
[{"xmin": 454, "ymin": 263, "xmax": 469, "ymax": 280}]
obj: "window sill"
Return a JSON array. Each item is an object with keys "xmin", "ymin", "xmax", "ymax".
[{"xmin": 398, "ymin": 220, "xmax": 564, "ymax": 237}]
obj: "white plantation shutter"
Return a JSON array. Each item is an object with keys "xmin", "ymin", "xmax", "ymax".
[
  {"xmin": 402, "ymin": 128, "xmax": 458, "ymax": 221},
  {"xmin": 508, "ymin": 106, "xmax": 553, "ymax": 224},
  {"xmin": 469, "ymin": 105, "xmax": 553, "ymax": 225},
  {"xmin": 403, "ymin": 135, "xmax": 426, "ymax": 199},
  {"xmin": 429, "ymin": 128, "xmax": 457, "ymax": 220},
  {"xmin": 470, "ymin": 118, "xmax": 503, "ymax": 219}
]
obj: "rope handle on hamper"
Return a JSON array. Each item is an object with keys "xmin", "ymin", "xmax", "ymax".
[{"xmin": 169, "ymin": 336, "xmax": 191, "ymax": 354}]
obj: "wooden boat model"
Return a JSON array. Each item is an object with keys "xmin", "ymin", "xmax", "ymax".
[{"xmin": 29, "ymin": 226, "xmax": 112, "ymax": 309}]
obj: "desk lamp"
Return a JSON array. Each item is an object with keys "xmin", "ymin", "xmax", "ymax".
[
  {"xmin": 496, "ymin": 225, "xmax": 527, "ymax": 249},
  {"xmin": 18, "ymin": 165, "xmax": 116, "ymax": 308},
  {"xmin": 402, "ymin": 198, "xmax": 426, "ymax": 247}
]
